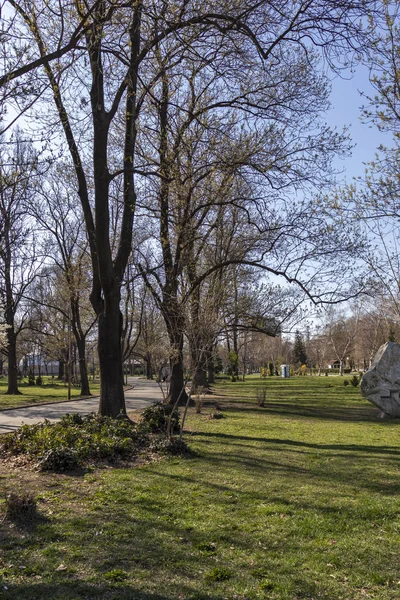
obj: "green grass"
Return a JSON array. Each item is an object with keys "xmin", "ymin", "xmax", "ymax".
[
  {"xmin": 1, "ymin": 374, "xmax": 400, "ymax": 599},
  {"xmin": 0, "ymin": 377, "xmax": 100, "ymax": 410}
]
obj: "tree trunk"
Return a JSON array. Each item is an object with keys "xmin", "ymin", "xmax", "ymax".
[
  {"xmin": 189, "ymin": 335, "xmax": 208, "ymax": 391},
  {"xmin": 145, "ymin": 356, "xmax": 152, "ymax": 379},
  {"xmin": 193, "ymin": 360, "xmax": 208, "ymax": 390},
  {"xmin": 58, "ymin": 357, "xmax": 65, "ymax": 380},
  {"xmin": 232, "ymin": 326, "xmax": 239, "ymax": 379},
  {"xmin": 76, "ymin": 338, "xmax": 91, "ymax": 396},
  {"xmin": 167, "ymin": 327, "xmax": 188, "ymax": 405},
  {"xmin": 97, "ymin": 301, "xmax": 126, "ymax": 417},
  {"xmin": 6, "ymin": 326, "xmax": 21, "ymax": 395},
  {"xmin": 207, "ymin": 363, "xmax": 215, "ymax": 384},
  {"xmin": 169, "ymin": 358, "xmax": 187, "ymax": 405},
  {"xmin": 205, "ymin": 344, "xmax": 215, "ymax": 384}
]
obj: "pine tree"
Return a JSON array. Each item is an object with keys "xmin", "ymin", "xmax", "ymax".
[{"xmin": 293, "ymin": 331, "xmax": 308, "ymax": 366}]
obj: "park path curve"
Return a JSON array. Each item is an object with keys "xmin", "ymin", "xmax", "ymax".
[{"xmin": 0, "ymin": 378, "xmax": 164, "ymax": 435}]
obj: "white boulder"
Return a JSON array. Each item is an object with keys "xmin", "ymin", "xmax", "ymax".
[{"xmin": 361, "ymin": 342, "xmax": 400, "ymax": 417}]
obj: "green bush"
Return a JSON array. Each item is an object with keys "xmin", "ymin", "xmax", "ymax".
[
  {"xmin": 38, "ymin": 447, "xmax": 79, "ymax": 472},
  {"xmin": 0, "ymin": 413, "xmax": 147, "ymax": 471},
  {"xmin": 149, "ymin": 436, "xmax": 191, "ymax": 456},
  {"xmin": 140, "ymin": 401, "xmax": 180, "ymax": 434},
  {"xmin": 343, "ymin": 379, "xmax": 350, "ymax": 386},
  {"xmin": 350, "ymin": 375, "xmax": 360, "ymax": 387},
  {"xmin": 36, "ymin": 376, "xmax": 43, "ymax": 386}
]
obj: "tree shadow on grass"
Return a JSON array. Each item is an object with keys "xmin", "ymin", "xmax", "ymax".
[
  {"xmin": 182, "ymin": 432, "xmax": 400, "ymax": 496},
  {"xmin": 191, "ymin": 430, "xmax": 400, "ymax": 457},
  {"xmin": 0, "ymin": 507, "xmax": 241, "ymax": 600},
  {"xmin": 216, "ymin": 400, "xmax": 382, "ymax": 422},
  {"xmin": 0, "ymin": 582, "xmax": 224, "ymax": 600}
]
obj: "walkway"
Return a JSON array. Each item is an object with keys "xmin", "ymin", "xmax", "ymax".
[{"xmin": 0, "ymin": 378, "xmax": 164, "ymax": 435}]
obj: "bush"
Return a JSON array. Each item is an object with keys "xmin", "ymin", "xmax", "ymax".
[
  {"xmin": 140, "ymin": 402, "xmax": 180, "ymax": 434},
  {"xmin": 207, "ymin": 411, "xmax": 224, "ymax": 420},
  {"xmin": 343, "ymin": 379, "xmax": 350, "ymax": 387},
  {"xmin": 256, "ymin": 386, "xmax": 267, "ymax": 407},
  {"xmin": 268, "ymin": 362, "xmax": 274, "ymax": 376},
  {"xmin": 1, "ymin": 413, "xmax": 147, "ymax": 471},
  {"xmin": 38, "ymin": 447, "xmax": 79, "ymax": 472},
  {"xmin": 195, "ymin": 389, "xmax": 207, "ymax": 414},
  {"xmin": 36, "ymin": 376, "xmax": 43, "ymax": 386},
  {"xmin": 4, "ymin": 491, "xmax": 37, "ymax": 523},
  {"xmin": 149, "ymin": 436, "xmax": 191, "ymax": 456},
  {"xmin": 351, "ymin": 375, "xmax": 360, "ymax": 387}
]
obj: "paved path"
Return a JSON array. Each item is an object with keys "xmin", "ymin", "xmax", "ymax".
[{"xmin": 0, "ymin": 378, "xmax": 165, "ymax": 435}]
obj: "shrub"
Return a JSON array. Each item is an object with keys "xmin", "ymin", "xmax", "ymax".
[
  {"xmin": 4, "ymin": 491, "xmax": 37, "ymax": 523},
  {"xmin": 1, "ymin": 413, "xmax": 146, "ymax": 471},
  {"xmin": 27, "ymin": 370, "xmax": 35, "ymax": 386},
  {"xmin": 268, "ymin": 362, "xmax": 274, "ymax": 376},
  {"xmin": 195, "ymin": 397, "xmax": 204, "ymax": 414},
  {"xmin": 38, "ymin": 447, "xmax": 80, "ymax": 472},
  {"xmin": 36, "ymin": 376, "xmax": 43, "ymax": 386},
  {"xmin": 256, "ymin": 386, "xmax": 267, "ymax": 407},
  {"xmin": 351, "ymin": 375, "xmax": 360, "ymax": 387},
  {"xmin": 207, "ymin": 411, "xmax": 224, "ymax": 420},
  {"xmin": 140, "ymin": 402, "xmax": 180, "ymax": 434},
  {"xmin": 149, "ymin": 436, "xmax": 191, "ymax": 456},
  {"xmin": 343, "ymin": 379, "xmax": 350, "ymax": 386}
]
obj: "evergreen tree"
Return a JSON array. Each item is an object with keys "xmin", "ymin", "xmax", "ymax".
[{"xmin": 293, "ymin": 331, "xmax": 308, "ymax": 366}]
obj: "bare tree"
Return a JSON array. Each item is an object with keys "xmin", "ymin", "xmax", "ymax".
[
  {"xmin": 325, "ymin": 307, "xmax": 361, "ymax": 375},
  {"xmin": 0, "ymin": 130, "xmax": 41, "ymax": 394},
  {"xmin": 28, "ymin": 167, "xmax": 96, "ymax": 395},
  {"xmin": 2, "ymin": 0, "xmax": 381, "ymax": 415}
]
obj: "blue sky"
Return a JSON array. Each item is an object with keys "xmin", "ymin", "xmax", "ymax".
[{"xmin": 328, "ymin": 65, "xmax": 391, "ymax": 183}]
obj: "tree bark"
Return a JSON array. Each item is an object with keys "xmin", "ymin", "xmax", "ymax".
[
  {"xmin": 207, "ymin": 350, "xmax": 215, "ymax": 384},
  {"xmin": 166, "ymin": 321, "xmax": 188, "ymax": 405},
  {"xmin": 6, "ymin": 326, "xmax": 21, "ymax": 395},
  {"xmin": 58, "ymin": 356, "xmax": 65, "ymax": 380},
  {"xmin": 76, "ymin": 338, "xmax": 91, "ymax": 396},
  {"xmin": 145, "ymin": 355, "xmax": 152, "ymax": 379},
  {"xmin": 97, "ymin": 300, "xmax": 126, "ymax": 417},
  {"xmin": 192, "ymin": 359, "xmax": 208, "ymax": 390}
]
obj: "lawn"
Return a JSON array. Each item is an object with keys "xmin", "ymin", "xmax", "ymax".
[
  {"xmin": 0, "ymin": 377, "xmax": 100, "ymax": 410},
  {"xmin": 1, "ymin": 374, "xmax": 400, "ymax": 599}
]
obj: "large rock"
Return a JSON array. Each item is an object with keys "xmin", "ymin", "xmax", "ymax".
[{"xmin": 361, "ymin": 342, "xmax": 400, "ymax": 418}]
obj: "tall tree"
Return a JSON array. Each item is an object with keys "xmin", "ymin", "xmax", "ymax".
[
  {"xmin": 325, "ymin": 308, "xmax": 360, "ymax": 375},
  {"xmin": 293, "ymin": 330, "xmax": 308, "ymax": 367},
  {"xmin": 0, "ymin": 130, "xmax": 39, "ymax": 394},
  {"xmin": 3, "ymin": 0, "xmax": 381, "ymax": 415},
  {"xmin": 29, "ymin": 167, "xmax": 96, "ymax": 396}
]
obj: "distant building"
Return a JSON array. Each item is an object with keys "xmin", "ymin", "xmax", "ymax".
[
  {"xmin": 19, "ymin": 355, "xmax": 59, "ymax": 377},
  {"xmin": 327, "ymin": 360, "xmax": 340, "ymax": 370}
]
